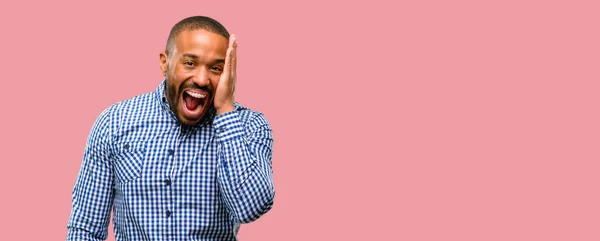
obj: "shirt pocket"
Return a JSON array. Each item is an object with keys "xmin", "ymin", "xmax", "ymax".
[{"xmin": 113, "ymin": 141, "xmax": 147, "ymax": 183}]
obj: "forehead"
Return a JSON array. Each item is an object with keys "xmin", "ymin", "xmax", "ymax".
[{"xmin": 174, "ymin": 29, "xmax": 228, "ymax": 57}]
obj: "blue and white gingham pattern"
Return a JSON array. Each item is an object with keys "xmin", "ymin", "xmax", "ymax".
[{"xmin": 67, "ymin": 80, "xmax": 275, "ymax": 241}]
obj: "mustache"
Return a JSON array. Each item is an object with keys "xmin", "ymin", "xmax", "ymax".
[{"xmin": 179, "ymin": 82, "xmax": 211, "ymax": 93}]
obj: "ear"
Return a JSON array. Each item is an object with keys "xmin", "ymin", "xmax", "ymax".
[{"xmin": 159, "ymin": 52, "xmax": 168, "ymax": 76}]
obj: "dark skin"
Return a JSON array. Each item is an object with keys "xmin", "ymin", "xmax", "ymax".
[{"xmin": 159, "ymin": 29, "xmax": 237, "ymax": 126}]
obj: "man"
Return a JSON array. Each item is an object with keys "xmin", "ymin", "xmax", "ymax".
[{"xmin": 67, "ymin": 16, "xmax": 275, "ymax": 241}]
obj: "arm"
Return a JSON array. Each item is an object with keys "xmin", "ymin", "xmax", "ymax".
[
  {"xmin": 212, "ymin": 35, "xmax": 275, "ymax": 223},
  {"xmin": 66, "ymin": 107, "xmax": 115, "ymax": 241},
  {"xmin": 215, "ymin": 110, "xmax": 275, "ymax": 223}
]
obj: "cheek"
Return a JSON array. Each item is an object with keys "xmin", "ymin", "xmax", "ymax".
[
  {"xmin": 210, "ymin": 73, "xmax": 221, "ymax": 87},
  {"xmin": 210, "ymin": 80, "xmax": 219, "ymax": 92},
  {"xmin": 166, "ymin": 83, "xmax": 178, "ymax": 103},
  {"xmin": 174, "ymin": 67, "xmax": 197, "ymax": 83}
]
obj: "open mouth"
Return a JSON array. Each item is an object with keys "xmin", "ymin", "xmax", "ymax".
[{"xmin": 181, "ymin": 89, "xmax": 208, "ymax": 120}]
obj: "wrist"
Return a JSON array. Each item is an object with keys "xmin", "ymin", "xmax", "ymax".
[{"xmin": 215, "ymin": 102, "xmax": 235, "ymax": 115}]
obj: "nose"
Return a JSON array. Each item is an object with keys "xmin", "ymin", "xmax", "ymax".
[{"xmin": 193, "ymin": 67, "xmax": 210, "ymax": 87}]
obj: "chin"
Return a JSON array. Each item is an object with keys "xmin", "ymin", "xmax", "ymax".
[
  {"xmin": 177, "ymin": 108, "xmax": 211, "ymax": 127},
  {"xmin": 178, "ymin": 116, "xmax": 203, "ymax": 127}
]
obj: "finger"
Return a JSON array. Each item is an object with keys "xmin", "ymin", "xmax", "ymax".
[
  {"xmin": 231, "ymin": 42, "xmax": 237, "ymax": 94},
  {"xmin": 229, "ymin": 34, "xmax": 236, "ymax": 48},
  {"xmin": 228, "ymin": 36, "xmax": 238, "ymax": 97},
  {"xmin": 225, "ymin": 47, "xmax": 233, "ymax": 73},
  {"xmin": 232, "ymin": 38, "xmax": 237, "ymax": 81},
  {"xmin": 229, "ymin": 35, "xmax": 237, "ymax": 74},
  {"xmin": 224, "ymin": 35, "xmax": 236, "ymax": 74},
  {"xmin": 223, "ymin": 43, "xmax": 233, "ymax": 81}
]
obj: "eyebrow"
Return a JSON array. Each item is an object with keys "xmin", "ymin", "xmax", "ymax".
[
  {"xmin": 182, "ymin": 53, "xmax": 199, "ymax": 59},
  {"xmin": 182, "ymin": 53, "xmax": 225, "ymax": 64}
]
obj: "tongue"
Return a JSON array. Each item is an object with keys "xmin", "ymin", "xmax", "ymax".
[{"xmin": 184, "ymin": 94, "xmax": 201, "ymax": 110}]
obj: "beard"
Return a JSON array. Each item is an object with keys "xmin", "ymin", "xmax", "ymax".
[{"xmin": 164, "ymin": 75, "xmax": 214, "ymax": 126}]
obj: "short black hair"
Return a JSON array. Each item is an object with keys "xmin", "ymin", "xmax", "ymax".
[{"xmin": 165, "ymin": 16, "xmax": 230, "ymax": 56}]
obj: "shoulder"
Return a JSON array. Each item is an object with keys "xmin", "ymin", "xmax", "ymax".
[
  {"xmin": 110, "ymin": 92, "xmax": 156, "ymax": 118},
  {"xmin": 232, "ymin": 102, "xmax": 271, "ymax": 131},
  {"xmin": 92, "ymin": 91, "xmax": 157, "ymax": 136}
]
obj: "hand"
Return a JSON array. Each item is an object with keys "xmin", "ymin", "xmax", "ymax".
[{"xmin": 214, "ymin": 34, "xmax": 237, "ymax": 115}]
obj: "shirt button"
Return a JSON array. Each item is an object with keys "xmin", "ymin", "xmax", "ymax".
[
  {"xmin": 218, "ymin": 127, "xmax": 225, "ymax": 132},
  {"xmin": 168, "ymin": 149, "xmax": 174, "ymax": 155},
  {"xmin": 124, "ymin": 143, "xmax": 130, "ymax": 149},
  {"xmin": 165, "ymin": 179, "xmax": 171, "ymax": 186},
  {"xmin": 166, "ymin": 210, "xmax": 172, "ymax": 217}
]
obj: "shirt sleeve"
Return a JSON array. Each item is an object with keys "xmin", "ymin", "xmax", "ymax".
[
  {"xmin": 213, "ymin": 109, "xmax": 275, "ymax": 223},
  {"xmin": 67, "ymin": 107, "xmax": 115, "ymax": 241}
]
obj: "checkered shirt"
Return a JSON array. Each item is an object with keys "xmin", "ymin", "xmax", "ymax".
[{"xmin": 66, "ymin": 80, "xmax": 275, "ymax": 241}]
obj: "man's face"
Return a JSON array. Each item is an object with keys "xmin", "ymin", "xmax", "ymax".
[{"xmin": 160, "ymin": 29, "xmax": 228, "ymax": 126}]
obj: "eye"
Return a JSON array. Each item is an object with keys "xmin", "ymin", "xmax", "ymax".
[
  {"xmin": 184, "ymin": 61, "xmax": 195, "ymax": 67},
  {"xmin": 210, "ymin": 66, "xmax": 223, "ymax": 73}
]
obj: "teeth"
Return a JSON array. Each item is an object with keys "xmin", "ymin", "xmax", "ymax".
[{"xmin": 186, "ymin": 90, "xmax": 205, "ymax": 99}]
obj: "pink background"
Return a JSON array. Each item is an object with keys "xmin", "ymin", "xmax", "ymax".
[{"xmin": 1, "ymin": 0, "xmax": 599, "ymax": 240}]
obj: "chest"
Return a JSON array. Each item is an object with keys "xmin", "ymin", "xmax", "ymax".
[{"xmin": 110, "ymin": 123, "xmax": 219, "ymax": 187}]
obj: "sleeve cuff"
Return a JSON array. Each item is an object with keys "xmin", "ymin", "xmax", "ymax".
[{"xmin": 213, "ymin": 110, "xmax": 245, "ymax": 142}]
